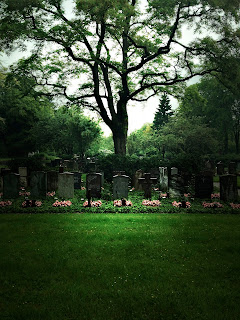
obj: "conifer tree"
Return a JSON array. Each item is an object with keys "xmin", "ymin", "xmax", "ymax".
[{"xmin": 152, "ymin": 93, "xmax": 173, "ymax": 131}]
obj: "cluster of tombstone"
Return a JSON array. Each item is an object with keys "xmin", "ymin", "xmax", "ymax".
[{"xmin": 0, "ymin": 160, "xmax": 239, "ymax": 203}]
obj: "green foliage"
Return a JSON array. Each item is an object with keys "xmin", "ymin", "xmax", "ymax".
[
  {"xmin": 8, "ymin": 155, "xmax": 44, "ymax": 173},
  {"xmin": 1, "ymin": 0, "xmax": 239, "ymax": 154}
]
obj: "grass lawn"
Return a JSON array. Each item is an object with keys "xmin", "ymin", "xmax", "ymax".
[{"xmin": 1, "ymin": 213, "xmax": 240, "ymax": 320}]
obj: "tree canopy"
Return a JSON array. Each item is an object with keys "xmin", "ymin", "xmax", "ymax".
[{"xmin": 1, "ymin": 0, "xmax": 239, "ymax": 154}]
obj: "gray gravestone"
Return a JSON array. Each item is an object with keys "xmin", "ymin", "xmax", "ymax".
[
  {"xmin": 220, "ymin": 174, "xmax": 237, "ymax": 201},
  {"xmin": 159, "ymin": 167, "xmax": 168, "ymax": 192},
  {"xmin": 58, "ymin": 172, "xmax": 74, "ymax": 198},
  {"xmin": 47, "ymin": 171, "xmax": 58, "ymax": 191},
  {"xmin": 73, "ymin": 172, "xmax": 82, "ymax": 189},
  {"xmin": 216, "ymin": 161, "xmax": 224, "ymax": 175},
  {"xmin": 228, "ymin": 162, "xmax": 236, "ymax": 174},
  {"xmin": 195, "ymin": 174, "xmax": 213, "ymax": 199},
  {"xmin": 113, "ymin": 170, "xmax": 125, "ymax": 176},
  {"xmin": 3, "ymin": 173, "xmax": 20, "ymax": 199},
  {"xmin": 138, "ymin": 173, "xmax": 158, "ymax": 199},
  {"xmin": 18, "ymin": 167, "xmax": 28, "ymax": 187},
  {"xmin": 113, "ymin": 175, "xmax": 129, "ymax": 199},
  {"xmin": 169, "ymin": 174, "xmax": 184, "ymax": 198},
  {"xmin": 171, "ymin": 167, "xmax": 178, "ymax": 175},
  {"xmin": 133, "ymin": 169, "xmax": 143, "ymax": 190},
  {"xmin": 86, "ymin": 173, "xmax": 102, "ymax": 198},
  {"xmin": 30, "ymin": 171, "xmax": 47, "ymax": 199}
]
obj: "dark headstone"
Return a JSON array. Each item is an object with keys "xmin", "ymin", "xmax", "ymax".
[
  {"xmin": 113, "ymin": 175, "xmax": 129, "ymax": 199},
  {"xmin": 73, "ymin": 172, "xmax": 82, "ymax": 189},
  {"xmin": 195, "ymin": 175, "xmax": 213, "ymax": 199},
  {"xmin": 113, "ymin": 170, "xmax": 125, "ymax": 176},
  {"xmin": 138, "ymin": 173, "xmax": 158, "ymax": 199},
  {"xmin": 30, "ymin": 171, "xmax": 47, "ymax": 199},
  {"xmin": 86, "ymin": 173, "xmax": 102, "ymax": 198},
  {"xmin": 220, "ymin": 174, "xmax": 237, "ymax": 201},
  {"xmin": 216, "ymin": 161, "xmax": 224, "ymax": 175},
  {"xmin": 59, "ymin": 166, "xmax": 64, "ymax": 173},
  {"xmin": 47, "ymin": 171, "xmax": 58, "ymax": 191},
  {"xmin": 228, "ymin": 162, "xmax": 237, "ymax": 175},
  {"xmin": 3, "ymin": 173, "xmax": 20, "ymax": 199}
]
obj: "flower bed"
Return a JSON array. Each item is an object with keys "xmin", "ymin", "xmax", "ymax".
[
  {"xmin": 114, "ymin": 200, "xmax": 132, "ymax": 207},
  {"xmin": 83, "ymin": 200, "xmax": 102, "ymax": 207},
  {"xmin": 52, "ymin": 200, "xmax": 72, "ymax": 207},
  {"xmin": 172, "ymin": 201, "xmax": 191, "ymax": 208},
  {"xmin": 230, "ymin": 203, "xmax": 240, "ymax": 209},
  {"xmin": 22, "ymin": 200, "xmax": 42, "ymax": 207},
  {"xmin": 202, "ymin": 202, "xmax": 223, "ymax": 208},
  {"xmin": 142, "ymin": 200, "xmax": 161, "ymax": 207},
  {"xmin": 19, "ymin": 191, "xmax": 31, "ymax": 196},
  {"xmin": 211, "ymin": 193, "xmax": 220, "ymax": 199},
  {"xmin": 46, "ymin": 191, "xmax": 56, "ymax": 197},
  {"xmin": 0, "ymin": 200, "xmax": 12, "ymax": 207}
]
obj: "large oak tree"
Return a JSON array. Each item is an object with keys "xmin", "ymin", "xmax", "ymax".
[{"xmin": 1, "ymin": 0, "xmax": 239, "ymax": 154}]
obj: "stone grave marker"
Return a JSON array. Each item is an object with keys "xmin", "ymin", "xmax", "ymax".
[
  {"xmin": 18, "ymin": 166, "xmax": 28, "ymax": 187},
  {"xmin": 1, "ymin": 168, "xmax": 11, "ymax": 176},
  {"xmin": 171, "ymin": 167, "xmax": 178, "ymax": 175},
  {"xmin": 113, "ymin": 175, "xmax": 129, "ymax": 199},
  {"xmin": 73, "ymin": 172, "xmax": 82, "ymax": 189},
  {"xmin": 228, "ymin": 162, "xmax": 237, "ymax": 174},
  {"xmin": 195, "ymin": 174, "xmax": 213, "ymax": 199},
  {"xmin": 30, "ymin": 171, "xmax": 47, "ymax": 199},
  {"xmin": 138, "ymin": 173, "xmax": 158, "ymax": 199},
  {"xmin": 86, "ymin": 173, "xmax": 102, "ymax": 199},
  {"xmin": 47, "ymin": 171, "xmax": 58, "ymax": 191},
  {"xmin": 3, "ymin": 173, "xmax": 20, "ymax": 199},
  {"xmin": 216, "ymin": 161, "xmax": 224, "ymax": 175},
  {"xmin": 58, "ymin": 172, "xmax": 74, "ymax": 198},
  {"xmin": 133, "ymin": 169, "xmax": 143, "ymax": 190},
  {"xmin": 169, "ymin": 173, "xmax": 184, "ymax": 198},
  {"xmin": 220, "ymin": 174, "xmax": 237, "ymax": 201},
  {"xmin": 59, "ymin": 166, "xmax": 64, "ymax": 173},
  {"xmin": 159, "ymin": 167, "xmax": 168, "ymax": 192},
  {"xmin": 113, "ymin": 170, "xmax": 125, "ymax": 176}
]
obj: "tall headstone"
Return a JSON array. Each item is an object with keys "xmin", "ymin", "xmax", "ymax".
[
  {"xmin": 18, "ymin": 167, "xmax": 28, "ymax": 187},
  {"xmin": 133, "ymin": 169, "xmax": 143, "ymax": 190},
  {"xmin": 159, "ymin": 167, "xmax": 168, "ymax": 192},
  {"xmin": 228, "ymin": 162, "xmax": 237, "ymax": 175},
  {"xmin": 58, "ymin": 172, "xmax": 74, "ymax": 199},
  {"xmin": 47, "ymin": 171, "xmax": 58, "ymax": 191},
  {"xmin": 3, "ymin": 173, "xmax": 20, "ymax": 199},
  {"xmin": 30, "ymin": 171, "xmax": 47, "ymax": 199},
  {"xmin": 138, "ymin": 173, "xmax": 158, "ymax": 199},
  {"xmin": 169, "ymin": 168, "xmax": 184, "ymax": 198},
  {"xmin": 73, "ymin": 172, "xmax": 82, "ymax": 189},
  {"xmin": 220, "ymin": 174, "xmax": 237, "ymax": 201},
  {"xmin": 86, "ymin": 173, "xmax": 102, "ymax": 198},
  {"xmin": 113, "ymin": 175, "xmax": 129, "ymax": 199},
  {"xmin": 195, "ymin": 174, "xmax": 213, "ymax": 199},
  {"xmin": 216, "ymin": 161, "xmax": 224, "ymax": 175}
]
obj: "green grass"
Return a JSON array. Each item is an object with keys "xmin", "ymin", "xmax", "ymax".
[{"xmin": 1, "ymin": 213, "xmax": 240, "ymax": 320}]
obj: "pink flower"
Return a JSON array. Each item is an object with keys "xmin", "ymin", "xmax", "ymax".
[
  {"xmin": 211, "ymin": 193, "xmax": 220, "ymax": 199},
  {"xmin": 52, "ymin": 200, "xmax": 72, "ymax": 207},
  {"xmin": 114, "ymin": 200, "xmax": 132, "ymax": 207},
  {"xmin": 46, "ymin": 191, "xmax": 56, "ymax": 197},
  {"xmin": 142, "ymin": 200, "xmax": 161, "ymax": 207},
  {"xmin": 0, "ymin": 200, "xmax": 12, "ymax": 207},
  {"xmin": 83, "ymin": 200, "xmax": 102, "ymax": 207},
  {"xmin": 202, "ymin": 202, "xmax": 223, "ymax": 208},
  {"xmin": 230, "ymin": 203, "xmax": 240, "ymax": 209}
]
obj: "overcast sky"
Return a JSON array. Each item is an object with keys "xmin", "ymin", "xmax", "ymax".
[{"xmin": 0, "ymin": 0, "xmax": 198, "ymax": 137}]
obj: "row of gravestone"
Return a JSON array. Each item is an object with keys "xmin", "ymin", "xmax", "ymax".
[
  {"xmin": 1, "ymin": 165, "xmax": 239, "ymax": 201},
  {"xmin": 1, "ymin": 171, "xmax": 130, "ymax": 200},
  {"xmin": 159, "ymin": 166, "xmax": 238, "ymax": 201}
]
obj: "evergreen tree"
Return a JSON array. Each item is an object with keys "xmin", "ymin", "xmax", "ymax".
[{"xmin": 152, "ymin": 93, "xmax": 173, "ymax": 131}]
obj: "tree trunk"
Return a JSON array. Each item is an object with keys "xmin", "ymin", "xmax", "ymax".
[{"xmin": 112, "ymin": 126, "xmax": 128, "ymax": 155}]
